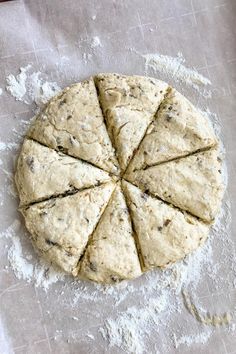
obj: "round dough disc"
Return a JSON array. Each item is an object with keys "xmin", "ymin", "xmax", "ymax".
[{"xmin": 15, "ymin": 74, "xmax": 224, "ymax": 284}]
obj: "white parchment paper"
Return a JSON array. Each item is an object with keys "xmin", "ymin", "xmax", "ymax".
[{"xmin": 0, "ymin": 1, "xmax": 236, "ymax": 353}]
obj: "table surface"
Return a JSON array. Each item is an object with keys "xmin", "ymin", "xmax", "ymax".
[{"xmin": 0, "ymin": 0, "xmax": 236, "ymax": 353}]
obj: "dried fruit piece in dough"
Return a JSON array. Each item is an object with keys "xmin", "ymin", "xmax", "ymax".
[
  {"xmin": 125, "ymin": 149, "xmax": 224, "ymax": 223},
  {"xmin": 15, "ymin": 139, "xmax": 114, "ymax": 206},
  {"xmin": 79, "ymin": 183, "xmax": 142, "ymax": 283},
  {"xmin": 95, "ymin": 73, "xmax": 169, "ymax": 172},
  {"xmin": 122, "ymin": 181, "xmax": 209, "ymax": 269},
  {"xmin": 21, "ymin": 183, "xmax": 115, "ymax": 275},
  {"xmin": 127, "ymin": 89, "xmax": 217, "ymax": 173},
  {"xmin": 27, "ymin": 78, "xmax": 119, "ymax": 175}
]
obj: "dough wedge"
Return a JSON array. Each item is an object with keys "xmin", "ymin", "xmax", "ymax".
[
  {"xmin": 21, "ymin": 183, "xmax": 115, "ymax": 275},
  {"xmin": 127, "ymin": 88, "xmax": 217, "ymax": 173},
  {"xmin": 79, "ymin": 183, "xmax": 142, "ymax": 283},
  {"xmin": 15, "ymin": 139, "xmax": 115, "ymax": 206},
  {"xmin": 27, "ymin": 78, "xmax": 120, "ymax": 175},
  {"xmin": 122, "ymin": 181, "xmax": 209, "ymax": 269},
  {"xmin": 95, "ymin": 73, "xmax": 169, "ymax": 172},
  {"xmin": 125, "ymin": 148, "xmax": 224, "ymax": 223}
]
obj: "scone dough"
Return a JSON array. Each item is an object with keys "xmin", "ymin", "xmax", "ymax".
[
  {"xmin": 96, "ymin": 73, "xmax": 169, "ymax": 172},
  {"xmin": 15, "ymin": 139, "xmax": 114, "ymax": 206},
  {"xmin": 125, "ymin": 148, "xmax": 224, "ymax": 223},
  {"xmin": 21, "ymin": 183, "xmax": 115, "ymax": 275},
  {"xmin": 15, "ymin": 74, "xmax": 225, "ymax": 283},
  {"xmin": 79, "ymin": 183, "xmax": 142, "ymax": 283},
  {"xmin": 27, "ymin": 78, "xmax": 120, "ymax": 175},
  {"xmin": 127, "ymin": 88, "xmax": 217, "ymax": 173},
  {"xmin": 122, "ymin": 181, "xmax": 209, "ymax": 269}
]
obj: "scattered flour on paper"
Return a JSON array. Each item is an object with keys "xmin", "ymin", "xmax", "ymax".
[
  {"xmin": 91, "ymin": 36, "xmax": 102, "ymax": 48},
  {"xmin": 27, "ymin": 71, "xmax": 60, "ymax": 106},
  {"xmin": 8, "ymin": 234, "xmax": 34, "ymax": 280},
  {"xmin": 96, "ymin": 236, "xmax": 215, "ymax": 353},
  {"xmin": 81, "ymin": 36, "xmax": 102, "ymax": 63},
  {"xmin": 0, "ymin": 142, "xmax": 18, "ymax": 152},
  {"xmin": 173, "ymin": 329, "xmax": 213, "ymax": 348},
  {"xmin": 140, "ymin": 52, "xmax": 211, "ymax": 97},
  {"xmin": 6, "ymin": 65, "xmax": 61, "ymax": 107},
  {"xmin": 83, "ymin": 52, "xmax": 92, "ymax": 64},
  {"xmin": 0, "ymin": 220, "xmax": 65, "ymax": 291},
  {"xmin": 86, "ymin": 333, "xmax": 95, "ymax": 340},
  {"xmin": 100, "ymin": 295, "xmax": 168, "ymax": 354},
  {"xmin": 6, "ymin": 65, "xmax": 30, "ymax": 101}
]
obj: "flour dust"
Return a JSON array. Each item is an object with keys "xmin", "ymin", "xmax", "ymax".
[
  {"xmin": 131, "ymin": 50, "xmax": 212, "ymax": 98},
  {"xmin": 0, "ymin": 220, "xmax": 65, "ymax": 291},
  {"xmin": 6, "ymin": 65, "xmax": 61, "ymax": 107}
]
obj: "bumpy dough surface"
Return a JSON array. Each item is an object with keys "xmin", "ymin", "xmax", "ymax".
[
  {"xmin": 15, "ymin": 139, "xmax": 114, "ymax": 206},
  {"xmin": 122, "ymin": 181, "xmax": 209, "ymax": 269},
  {"xmin": 127, "ymin": 88, "xmax": 217, "ymax": 173},
  {"xmin": 95, "ymin": 73, "xmax": 169, "ymax": 172},
  {"xmin": 79, "ymin": 183, "xmax": 142, "ymax": 283},
  {"xmin": 15, "ymin": 74, "xmax": 225, "ymax": 284},
  {"xmin": 27, "ymin": 79, "xmax": 120, "ymax": 175},
  {"xmin": 125, "ymin": 149, "xmax": 224, "ymax": 223},
  {"xmin": 21, "ymin": 183, "xmax": 115, "ymax": 275}
]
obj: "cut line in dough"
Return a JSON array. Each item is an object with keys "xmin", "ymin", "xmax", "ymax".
[
  {"xmin": 125, "ymin": 148, "xmax": 224, "ymax": 223},
  {"xmin": 126, "ymin": 88, "xmax": 217, "ymax": 174},
  {"xmin": 15, "ymin": 138, "xmax": 115, "ymax": 206},
  {"xmin": 27, "ymin": 78, "xmax": 120, "ymax": 175},
  {"xmin": 95, "ymin": 73, "xmax": 169, "ymax": 172},
  {"xmin": 122, "ymin": 180, "xmax": 209, "ymax": 269},
  {"xmin": 21, "ymin": 182, "xmax": 116, "ymax": 275}
]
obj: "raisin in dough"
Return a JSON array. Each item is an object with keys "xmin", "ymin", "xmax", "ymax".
[
  {"xmin": 79, "ymin": 183, "xmax": 142, "ymax": 283},
  {"xmin": 27, "ymin": 78, "xmax": 120, "ymax": 175},
  {"xmin": 127, "ymin": 88, "xmax": 217, "ymax": 173},
  {"xmin": 21, "ymin": 183, "xmax": 115, "ymax": 275},
  {"xmin": 15, "ymin": 139, "xmax": 114, "ymax": 206},
  {"xmin": 95, "ymin": 73, "xmax": 169, "ymax": 172},
  {"xmin": 122, "ymin": 181, "xmax": 209, "ymax": 269},
  {"xmin": 125, "ymin": 148, "xmax": 224, "ymax": 223}
]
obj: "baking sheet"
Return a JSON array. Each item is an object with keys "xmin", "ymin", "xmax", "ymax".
[{"xmin": 0, "ymin": 0, "xmax": 236, "ymax": 353}]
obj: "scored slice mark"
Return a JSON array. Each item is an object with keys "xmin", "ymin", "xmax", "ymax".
[
  {"xmin": 27, "ymin": 137, "xmax": 117, "ymax": 179},
  {"xmin": 93, "ymin": 77, "xmax": 120, "ymax": 171},
  {"xmin": 122, "ymin": 178, "xmax": 204, "ymax": 221},
  {"xmin": 21, "ymin": 182, "xmax": 116, "ymax": 276},
  {"xmin": 121, "ymin": 180, "xmax": 146, "ymax": 272},
  {"xmin": 126, "ymin": 87, "xmax": 217, "ymax": 174},
  {"xmin": 15, "ymin": 138, "xmax": 115, "ymax": 207},
  {"xmin": 122, "ymin": 180, "xmax": 209, "ymax": 270},
  {"xmin": 78, "ymin": 183, "xmax": 142, "ymax": 283},
  {"xmin": 124, "ymin": 87, "xmax": 172, "ymax": 176},
  {"xmin": 133, "ymin": 145, "xmax": 214, "ymax": 172},
  {"xmin": 73, "ymin": 183, "xmax": 118, "ymax": 274},
  {"xmin": 20, "ymin": 181, "xmax": 117, "ymax": 209},
  {"xmin": 26, "ymin": 78, "xmax": 120, "ymax": 175},
  {"xmin": 125, "ymin": 148, "xmax": 224, "ymax": 223},
  {"xmin": 94, "ymin": 73, "xmax": 170, "ymax": 173}
]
